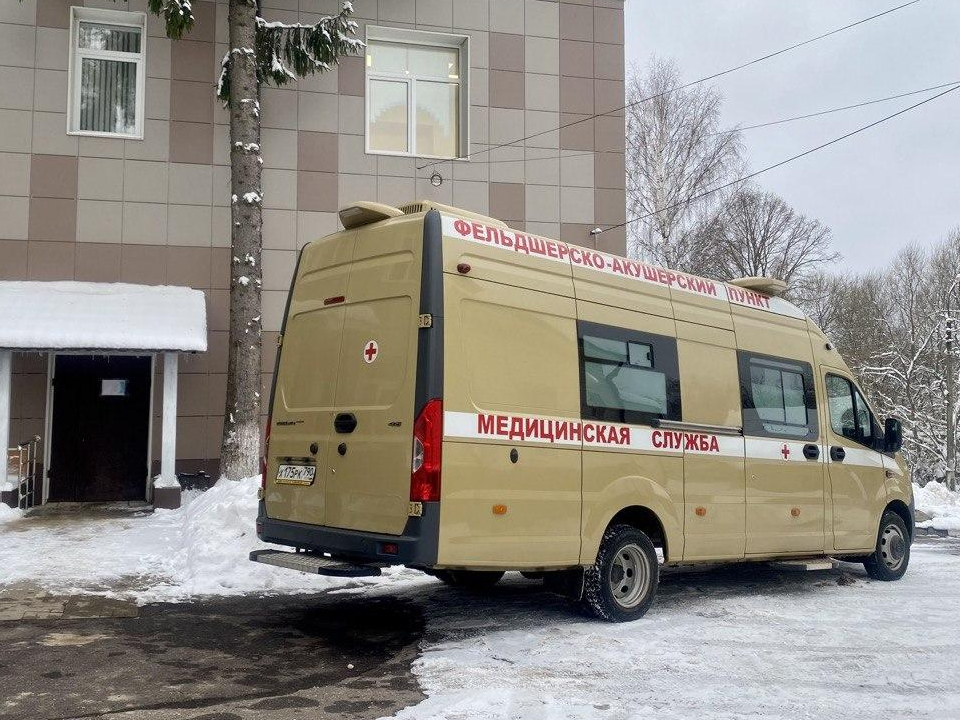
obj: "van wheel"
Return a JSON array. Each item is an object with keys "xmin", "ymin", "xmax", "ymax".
[
  {"xmin": 864, "ymin": 511, "xmax": 911, "ymax": 581},
  {"xmin": 442, "ymin": 570, "xmax": 505, "ymax": 590},
  {"xmin": 581, "ymin": 524, "xmax": 659, "ymax": 622}
]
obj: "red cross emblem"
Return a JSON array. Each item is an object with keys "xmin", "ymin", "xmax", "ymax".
[
  {"xmin": 780, "ymin": 443, "xmax": 790, "ymax": 460},
  {"xmin": 363, "ymin": 340, "xmax": 379, "ymax": 364}
]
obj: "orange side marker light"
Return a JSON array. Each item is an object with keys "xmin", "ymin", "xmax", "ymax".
[
  {"xmin": 695, "ymin": 507, "xmax": 707, "ymax": 517},
  {"xmin": 492, "ymin": 504, "xmax": 507, "ymax": 515}
]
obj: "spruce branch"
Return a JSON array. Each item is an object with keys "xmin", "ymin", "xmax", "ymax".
[
  {"xmin": 217, "ymin": 2, "xmax": 364, "ymax": 104},
  {"xmin": 147, "ymin": 0, "xmax": 195, "ymax": 39},
  {"xmin": 17, "ymin": 0, "xmax": 195, "ymax": 39}
]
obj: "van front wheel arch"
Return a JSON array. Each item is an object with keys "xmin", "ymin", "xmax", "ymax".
[
  {"xmin": 581, "ymin": 524, "xmax": 659, "ymax": 622},
  {"xmin": 863, "ymin": 511, "xmax": 911, "ymax": 581}
]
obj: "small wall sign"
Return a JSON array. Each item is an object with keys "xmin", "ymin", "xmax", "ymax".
[{"xmin": 101, "ymin": 378, "xmax": 128, "ymax": 397}]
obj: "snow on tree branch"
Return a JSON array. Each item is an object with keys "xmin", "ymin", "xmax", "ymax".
[
  {"xmin": 217, "ymin": 2, "xmax": 364, "ymax": 104},
  {"xmin": 147, "ymin": 0, "xmax": 195, "ymax": 39},
  {"xmin": 796, "ymin": 230, "xmax": 960, "ymax": 484}
]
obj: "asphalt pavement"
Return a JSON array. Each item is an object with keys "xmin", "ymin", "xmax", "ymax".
[{"xmin": 0, "ymin": 590, "xmax": 424, "ymax": 720}]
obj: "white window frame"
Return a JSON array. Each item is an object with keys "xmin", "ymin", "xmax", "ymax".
[
  {"xmin": 67, "ymin": 6, "xmax": 147, "ymax": 140},
  {"xmin": 364, "ymin": 26, "xmax": 470, "ymax": 161}
]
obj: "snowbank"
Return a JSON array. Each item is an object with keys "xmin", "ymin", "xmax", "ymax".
[
  {"xmin": 0, "ymin": 502, "xmax": 23, "ymax": 523},
  {"xmin": 0, "ymin": 476, "xmax": 421, "ymax": 603},
  {"xmin": 914, "ymin": 481, "xmax": 960, "ymax": 531}
]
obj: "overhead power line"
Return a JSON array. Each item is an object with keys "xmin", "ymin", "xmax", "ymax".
[
  {"xmin": 454, "ymin": 79, "xmax": 960, "ymax": 165},
  {"xmin": 416, "ymin": 0, "xmax": 921, "ymax": 171},
  {"xmin": 593, "ymin": 83, "xmax": 959, "ymax": 235},
  {"xmin": 719, "ymin": 80, "xmax": 960, "ymax": 134}
]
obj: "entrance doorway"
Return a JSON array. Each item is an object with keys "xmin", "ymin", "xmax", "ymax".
[{"xmin": 47, "ymin": 355, "xmax": 152, "ymax": 502}]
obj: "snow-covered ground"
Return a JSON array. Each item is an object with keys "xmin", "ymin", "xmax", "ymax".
[
  {"xmin": 0, "ymin": 477, "xmax": 422, "ymax": 603},
  {"xmin": 380, "ymin": 482, "xmax": 960, "ymax": 720},
  {"xmin": 377, "ymin": 544, "xmax": 960, "ymax": 720},
  {"xmin": 2, "ymin": 480, "xmax": 960, "ymax": 719}
]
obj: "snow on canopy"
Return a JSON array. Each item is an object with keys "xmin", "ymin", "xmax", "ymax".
[{"xmin": 0, "ymin": 282, "xmax": 207, "ymax": 352}]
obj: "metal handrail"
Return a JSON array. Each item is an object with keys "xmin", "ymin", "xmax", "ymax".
[{"xmin": 6, "ymin": 435, "xmax": 41, "ymax": 510}]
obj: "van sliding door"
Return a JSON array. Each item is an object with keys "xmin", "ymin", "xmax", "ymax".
[{"xmin": 676, "ymin": 326, "xmax": 747, "ymax": 561}]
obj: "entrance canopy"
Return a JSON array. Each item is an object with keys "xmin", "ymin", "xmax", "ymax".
[
  {"xmin": 0, "ymin": 281, "xmax": 207, "ymax": 352},
  {"xmin": 0, "ymin": 282, "xmax": 208, "ymax": 509}
]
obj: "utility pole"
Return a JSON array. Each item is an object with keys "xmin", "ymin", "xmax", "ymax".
[{"xmin": 947, "ymin": 315, "xmax": 956, "ymax": 491}]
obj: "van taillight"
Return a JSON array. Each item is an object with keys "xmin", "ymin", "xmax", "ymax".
[
  {"xmin": 260, "ymin": 417, "xmax": 271, "ymax": 490},
  {"xmin": 411, "ymin": 399, "xmax": 442, "ymax": 502}
]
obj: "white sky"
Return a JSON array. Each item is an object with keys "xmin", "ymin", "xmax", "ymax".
[{"xmin": 624, "ymin": 0, "xmax": 960, "ymax": 271}]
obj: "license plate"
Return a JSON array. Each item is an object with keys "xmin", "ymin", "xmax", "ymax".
[{"xmin": 275, "ymin": 464, "xmax": 317, "ymax": 485}]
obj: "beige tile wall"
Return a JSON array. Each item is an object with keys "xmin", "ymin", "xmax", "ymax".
[{"xmin": 0, "ymin": 0, "xmax": 625, "ymax": 470}]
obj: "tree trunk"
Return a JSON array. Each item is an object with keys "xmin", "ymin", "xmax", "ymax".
[{"xmin": 220, "ymin": 0, "xmax": 263, "ymax": 480}]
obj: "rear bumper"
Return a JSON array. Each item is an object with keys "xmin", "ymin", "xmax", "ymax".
[{"xmin": 256, "ymin": 501, "xmax": 440, "ymax": 567}]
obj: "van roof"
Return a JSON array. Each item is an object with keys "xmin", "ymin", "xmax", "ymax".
[
  {"xmin": 334, "ymin": 200, "xmax": 806, "ymax": 322},
  {"xmin": 338, "ymin": 200, "xmax": 506, "ymax": 230}
]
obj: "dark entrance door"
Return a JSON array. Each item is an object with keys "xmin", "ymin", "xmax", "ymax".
[{"xmin": 48, "ymin": 355, "xmax": 152, "ymax": 502}]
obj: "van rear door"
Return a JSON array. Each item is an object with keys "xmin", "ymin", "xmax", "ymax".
[
  {"xmin": 321, "ymin": 216, "xmax": 424, "ymax": 536},
  {"xmin": 265, "ymin": 231, "xmax": 356, "ymax": 526}
]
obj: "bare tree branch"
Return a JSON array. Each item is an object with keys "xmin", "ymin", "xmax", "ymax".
[{"xmin": 625, "ymin": 58, "xmax": 744, "ymax": 272}]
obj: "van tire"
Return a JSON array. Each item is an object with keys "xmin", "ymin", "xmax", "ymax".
[
  {"xmin": 863, "ymin": 511, "xmax": 911, "ymax": 581},
  {"xmin": 443, "ymin": 570, "xmax": 505, "ymax": 590},
  {"xmin": 581, "ymin": 524, "xmax": 659, "ymax": 622}
]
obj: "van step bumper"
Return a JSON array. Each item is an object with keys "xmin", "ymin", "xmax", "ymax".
[
  {"xmin": 770, "ymin": 558, "xmax": 835, "ymax": 571},
  {"xmin": 249, "ymin": 549, "xmax": 382, "ymax": 577}
]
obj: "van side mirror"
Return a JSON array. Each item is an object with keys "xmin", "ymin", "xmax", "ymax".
[{"xmin": 883, "ymin": 417, "xmax": 903, "ymax": 453}]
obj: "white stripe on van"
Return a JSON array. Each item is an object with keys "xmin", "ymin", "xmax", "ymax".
[
  {"xmin": 444, "ymin": 411, "xmax": 748, "ymax": 457},
  {"xmin": 444, "ymin": 411, "xmax": 885, "ymax": 468},
  {"xmin": 744, "ymin": 437, "xmax": 824, "ymax": 464},
  {"xmin": 441, "ymin": 214, "xmax": 806, "ymax": 319}
]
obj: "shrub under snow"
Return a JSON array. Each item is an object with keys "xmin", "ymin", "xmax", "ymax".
[{"xmin": 914, "ymin": 481, "xmax": 960, "ymax": 531}]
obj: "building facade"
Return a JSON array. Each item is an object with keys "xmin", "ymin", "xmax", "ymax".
[{"xmin": 0, "ymin": 0, "xmax": 626, "ymax": 501}]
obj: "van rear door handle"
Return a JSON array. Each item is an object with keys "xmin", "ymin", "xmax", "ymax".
[
  {"xmin": 334, "ymin": 413, "xmax": 357, "ymax": 433},
  {"xmin": 802, "ymin": 444, "xmax": 819, "ymax": 460},
  {"xmin": 830, "ymin": 446, "xmax": 846, "ymax": 462}
]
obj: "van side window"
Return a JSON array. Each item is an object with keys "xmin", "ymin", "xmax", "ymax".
[
  {"xmin": 578, "ymin": 321, "xmax": 681, "ymax": 426},
  {"xmin": 826, "ymin": 374, "xmax": 876, "ymax": 447},
  {"xmin": 737, "ymin": 352, "xmax": 818, "ymax": 440}
]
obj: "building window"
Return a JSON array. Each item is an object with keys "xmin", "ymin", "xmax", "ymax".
[
  {"xmin": 365, "ymin": 27, "xmax": 469, "ymax": 159},
  {"xmin": 68, "ymin": 8, "xmax": 146, "ymax": 139},
  {"xmin": 738, "ymin": 352, "xmax": 818, "ymax": 440},
  {"xmin": 578, "ymin": 322, "xmax": 682, "ymax": 426}
]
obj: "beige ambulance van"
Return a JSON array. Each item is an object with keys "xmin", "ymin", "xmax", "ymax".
[{"xmin": 252, "ymin": 201, "xmax": 913, "ymax": 622}]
